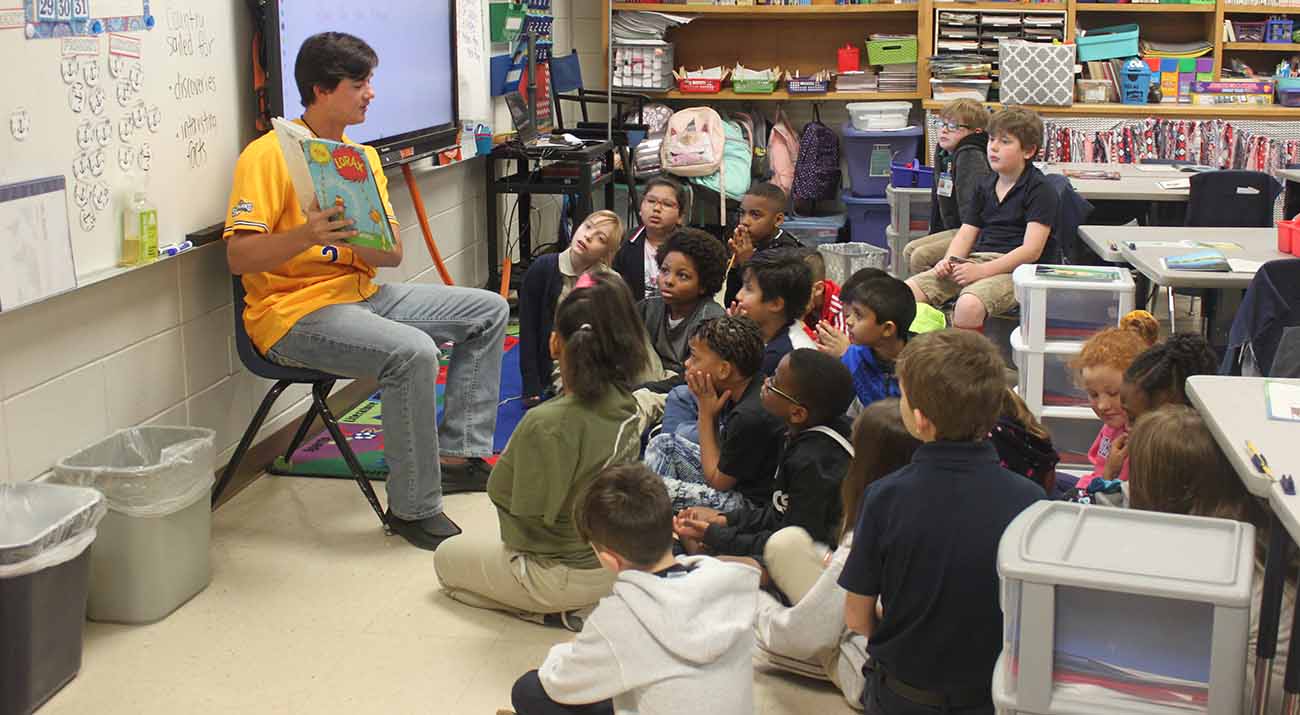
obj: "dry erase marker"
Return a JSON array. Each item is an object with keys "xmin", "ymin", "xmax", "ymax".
[{"xmin": 158, "ymin": 240, "xmax": 193, "ymax": 257}]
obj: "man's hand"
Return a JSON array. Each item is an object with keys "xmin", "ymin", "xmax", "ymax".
[
  {"xmin": 1103, "ymin": 433, "xmax": 1129, "ymax": 480},
  {"xmin": 296, "ymin": 202, "xmax": 358, "ymax": 249},
  {"xmin": 687, "ymin": 370, "xmax": 731, "ymax": 421},
  {"xmin": 728, "ymin": 226, "xmax": 755, "ymax": 266},
  {"xmin": 817, "ymin": 322, "xmax": 851, "ymax": 358},
  {"xmin": 951, "ymin": 260, "xmax": 987, "ymax": 287}
]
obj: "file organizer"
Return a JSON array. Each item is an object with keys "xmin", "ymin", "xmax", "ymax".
[
  {"xmin": 885, "ymin": 184, "xmax": 931, "ymax": 276},
  {"xmin": 995, "ymin": 502, "xmax": 1254, "ymax": 714},
  {"xmin": 1013, "ymin": 264, "xmax": 1135, "ymax": 350},
  {"xmin": 1011, "ymin": 328, "xmax": 1089, "ymax": 416}
]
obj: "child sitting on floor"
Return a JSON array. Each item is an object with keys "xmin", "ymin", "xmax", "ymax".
[
  {"xmin": 838, "ymin": 276, "xmax": 916, "ymax": 413},
  {"xmin": 508, "ymin": 464, "xmax": 760, "ymax": 715},
  {"xmin": 637, "ymin": 228, "xmax": 728, "ymax": 394},
  {"xmin": 613, "ymin": 176, "xmax": 688, "ymax": 301},
  {"xmin": 800, "ymin": 249, "xmax": 845, "ymax": 341},
  {"xmin": 1121, "ymin": 332, "xmax": 1218, "ymax": 424},
  {"xmin": 752, "ymin": 398, "xmax": 921, "ymax": 709},
  {"xmin": 724, "ymin": 182, "xmax": 803, "ymax": 306},
  {"xmin": 519, "ymin": 210, "xmax": 625, "ymax": 406},
  {"xmin": 646, "ymin": 316, "xmax": 787, "ymax": 512},
  {"xmin": 434, "ymin": 272, "xmax": 649, "ymax": 628},
  {"xmin": 815, "ymin": 268, "xmax": 946, "ymax": 359},
  {"xmin": 992, "ymin": 389, "xmax": 1060, "ymax": 494},
  {"xmin": 672, "ymin": 349, "xmax": 855, "ymax": 566}
]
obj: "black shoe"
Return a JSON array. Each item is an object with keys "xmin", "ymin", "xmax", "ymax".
[
  {"xmin": 542, "ymin": 610, "xmax": 585, "ymax": 633},
  {"xmin": 441, "ymin": 459, "xmax": 492, "ymax": 494},
  {"xmin": 385, "ymin": 510, "xmax": 462, "ymax": 551}
]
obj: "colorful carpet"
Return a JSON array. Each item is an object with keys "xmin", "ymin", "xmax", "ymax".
[{"xmin": 270, "ymin": 331, "xmax": 523, "ymax": 480}]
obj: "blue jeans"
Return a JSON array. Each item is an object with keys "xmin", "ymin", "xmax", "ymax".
[
  {"xmin": 644, "ymin": 432, "xmax": 746, "ymax": 512},
  {"xmin": 661, "ymin": 384, "xmax": 700, "ymax": 443},
  {"xmin": 266, "ymin": 283, "xmax": 510, "ymax": 520}
]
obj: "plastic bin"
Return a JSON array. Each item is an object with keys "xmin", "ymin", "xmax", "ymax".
[
  {"xmin": 842, "ymin": 192, "xmax": 891, "ymax": 249},
  {"xmin": 997, "ymin": 502, "xmax": 1254, "ymax": 714},
  {"xmin": 890, "ymin": 161, "xmax": 933, "ymax": 189},
  {"xmin": 1077, "ymin": 23, "xmax": 1140, "ymax": 62},
  {"xmin": 1, "ymin": 482, "xmax": 106, "ymax": 715},
  {"xmin": 866, "ymin": 37, "xmax": 918, "ymax": 66},
  {"xmin": 1011, "ymin": 328, "xmax": 1088, "ymax": 417},
  {"xmin": 818, "ymin": 242, "xmax": 889, "ymax": 286},
  {"xmin": 1013, "ymin": 264, "xmax": 1136, "ymax": 349},
  {"xmin": 51, "ymin": 426, "xmax": 216, "ymax": 624},
  {"xmin": 782, "ymin": 213, "xmax": 846, "ymax": 246},
  {"xmin": 930, "ymin": 78, "xmax": 992, "ymax": 102},
  {"xmin": 886, "ymin": 184, "xmax": 931, "ymax": 235},
  {"xmin": 842, "ymin": 123, "xmax": 923, "ymax": 198},
  {"xmin": 846, "ymin": 101, "xmax": 912, "ymax": 132}
]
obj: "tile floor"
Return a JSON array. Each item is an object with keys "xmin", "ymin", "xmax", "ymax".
[{"xmin": 39, "ymin": 475, "xmax": 851, "ymax": 714}]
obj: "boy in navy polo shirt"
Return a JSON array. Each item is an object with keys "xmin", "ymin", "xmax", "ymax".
[
  {"xmin": 839, "ymin": 330, "xmax": 1043, "ymax": 714},
  {"xmin": 906, "ymin": 108, "xmax": 1057, "ymax": 331}
]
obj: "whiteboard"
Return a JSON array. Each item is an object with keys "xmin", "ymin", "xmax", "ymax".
[{"xmin": 0, "ymin": 0, "xmax": 249, "ymax": 276}]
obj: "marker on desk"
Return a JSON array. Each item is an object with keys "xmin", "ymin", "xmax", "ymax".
[
  {"xmin": 158, "ymin": 240, "xmax": 193, "ymax": 257},
  {"xmin": 1246, "ymin": 440, "xmax": 1276, "ymax": 480},
  {"xmin": 1283, "ymin": 474, "xmax": 1296, "ymax": 496}
]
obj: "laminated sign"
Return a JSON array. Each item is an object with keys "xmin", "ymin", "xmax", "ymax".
[{"xmin": 998, "ymin": 40, "xmax": 1074, "ymax": 107}]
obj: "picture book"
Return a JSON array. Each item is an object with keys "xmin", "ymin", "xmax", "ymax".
[
  {"xmin": 271, "ymin": 117, "xmax": 395, "ymax": 253},
  {"xmin": 1266, "ymin": 380, "xmax": 1300, "ymax": 422},
  {"xmin": 1035, "ymin": 265, "xmax": 1121, "ymax": 282}
]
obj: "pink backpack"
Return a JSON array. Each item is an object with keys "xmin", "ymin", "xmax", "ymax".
[
  {"xmin": 767, "ymin": 107, "xmax": 799, "ymax": 195},
  {"xmin": 661, "ymin": 106, "xmax": 729, "ymax": 224}
]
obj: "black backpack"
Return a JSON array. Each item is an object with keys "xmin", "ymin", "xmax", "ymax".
[{"xmin": 791, "ymin": 106, "xmax": 840, "ymax": 203}]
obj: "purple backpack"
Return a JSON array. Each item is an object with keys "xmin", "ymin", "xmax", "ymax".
[{"xmin": 791, "ymin": 107, "xmax": 841, "ymax": 203}]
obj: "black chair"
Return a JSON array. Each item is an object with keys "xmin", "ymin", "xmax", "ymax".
[
  {"xmin": 1164, "ymin": 171, "xmax": 1285, "ymax": 331},
  {"xmin": 211, "ymin": 276, "xmax": 387, "ymax": 528},
  {"xmin": 1221, "ymin": 258, "xmax": 1300, "ymax": 376}
]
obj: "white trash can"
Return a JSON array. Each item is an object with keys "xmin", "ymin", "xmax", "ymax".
[{"xmin": 52, "ymin": 426, "xmax": 216, "ymax": 624}]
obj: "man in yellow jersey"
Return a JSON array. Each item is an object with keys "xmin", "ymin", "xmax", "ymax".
[{"xmin": 222, "ymin": 33, "xmax": 509, "ymax": 550}]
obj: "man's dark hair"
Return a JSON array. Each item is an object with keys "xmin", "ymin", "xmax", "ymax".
[
  {"xmin": 656, "ymin": 228, "xmax": 728, "ymax": 298},
  {"xmin": 295, "ymin": 32, "xmax": 379, "ymax": 108},
  {"xmin": 742, "ymin": 248, "xmax": 814, "ymax": 325},
  {"xmin": 692, "ymin": 316, "xmax": 765, "ymax": 379},
  {"xmin": 845, "ymin": 276, "xmax": 917, "ymax": 340},
  {"xmin": 785, "ymin": 349, "xmax": 855, "ymax": 426},
  {"xmin": 745, "ymin": 182, "xmax": 789, "ymax": 211},
  {"xmin": 576, "ymin": 464, "xmax": 673, "ymax": 568}
]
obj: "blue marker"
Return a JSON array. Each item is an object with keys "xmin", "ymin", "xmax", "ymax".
[{"xmin": 158, "ymin": 240, "xmax": 194, "ymax": 257}]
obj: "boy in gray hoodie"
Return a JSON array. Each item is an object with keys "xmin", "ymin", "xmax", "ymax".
[{"xmin": 508, "ymin": 464, "xmax": 761, "ymax": 715}]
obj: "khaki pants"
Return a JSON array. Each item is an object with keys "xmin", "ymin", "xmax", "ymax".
[
  {"xmin": 902, "ymin": 229, "xmax": 958, "ymax": 277},
  {"xmin": 909, "ymin": 251, "xmax": 1017, "ymax": 317},
  {"xmin": 764, "ymin": 526, "xmax": 832, "ymax": 604},
  {"xmin": 433, "ymin": 528, "xmax": 616, "ymax": 618}
]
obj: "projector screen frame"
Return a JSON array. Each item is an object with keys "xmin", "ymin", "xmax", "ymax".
[{"xmin": 261, "ymin": 0, "xmax": 461, "ymax": 167}]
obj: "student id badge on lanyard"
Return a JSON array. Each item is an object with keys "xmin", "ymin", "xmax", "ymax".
[{"xmin": 937, "ymin": 172, "xmax": 954, "ymax": 197}]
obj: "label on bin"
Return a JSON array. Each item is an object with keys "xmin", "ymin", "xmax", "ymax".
[{"xmin": 869, "ymin": 144, "xmax": 892, "ymax": 177}]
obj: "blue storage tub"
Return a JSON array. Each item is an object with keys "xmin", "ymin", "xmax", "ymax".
[
  {"xmin": 1077, "ymin": 24, "xmax": 1139, "ymax": 62},
  {"xmin": 842, "ymin": 123, "xmax": 923, "ymax": 198},
  {"xmin": 842, "ymin": 192, "xmax": 891, "ymax": 250},
  {"xmin": 783, "ymin": 213, "xmax": 847, "ymax": 246},
  {"xmin": 890, "ymin": 161, "xmax": 934, "ymax": 189}
]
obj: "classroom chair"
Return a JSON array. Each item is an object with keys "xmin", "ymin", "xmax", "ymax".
[
  {"xmin": 1221, "ymin": 258, "xmax": 1300, "ymax": 377},
  {"xmin": 211, "ymin": 276, "xmax": 388, "ymax": 528},
  {"xmin": 1168, "ymin": 171, "xmax": 1285, "ymax": 330}
]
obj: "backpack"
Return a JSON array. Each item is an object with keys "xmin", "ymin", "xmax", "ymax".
[
  {"xmin": 767, "ymin": 108, "xmax": 799, "ymax": 194},
  {"xmin": 791, "ymin": 107, "xmax": 841, "ymax": 204},
  {"xmin": 733, "ymin": 111, "xmax": 772, "ymax": 182},
  {"xmin": 689, "ymin": 119, "xmax": 753, "ymax": 205},
  {"xmin": 661, "ymin": 107, "xmax": 729, "ymax": 224}
]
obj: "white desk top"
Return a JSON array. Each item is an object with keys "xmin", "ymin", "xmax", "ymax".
[
  {"xmin": 1277, "ymin": 169, "xmax": 1300, "ymax": 185},
  {"xmin": 1188, "ymin": 376, "xmax": 1300, "ymax": 500},
  {"xmin": 1041, "ymin": 162, "xmax": 1191, "ymax": 202},
  {"xmin": 1078, "ymin": 224, "xmax": 1135, "ymax": 263},
  {"xmin": 1108, "ymin": 226, "xmax": 1288, "ymax": 289}
]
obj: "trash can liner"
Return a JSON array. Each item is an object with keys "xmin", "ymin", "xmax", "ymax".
[
  {"xmin": 0, "ymin": 482, "xmax": 105, "ymax": 568},
  {"xmin": 0, "ymin": 528, "xmax": 98, "ymax": 579},
  {"xmin": 51, "ymin": 426, "xmax": 216, "ymax": 518}
]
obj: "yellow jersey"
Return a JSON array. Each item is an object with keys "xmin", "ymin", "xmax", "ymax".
[{"xmin": 222, "ymin": 121, "xmax": 399, "ymax": 353}]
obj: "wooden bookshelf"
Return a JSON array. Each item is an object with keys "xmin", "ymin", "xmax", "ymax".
[
  {"xmin": 1222, "ymin": 4, "xmax": 1300, "ymax": 12},
  {"xmin": 650, "ymin": 88, "xmax": 924, "ymax": 99},
  {"xmin": 1075, "ymin": 3, "xmax": 1217, "ymax": 11},
  {"xmin": 609, "ymin": 2, "xmax": 920, "ymax": 14},
  {"xmin": 923, "ymin": 98, "xmax": 1300, "ymax": 116},
  {"xmin": 1223, "ymin": 41, "xmax": 1300, "ymax": 49},
  {"xmin": 932, "ymin": 2, "xmax": 1067, "ymax": 9}
]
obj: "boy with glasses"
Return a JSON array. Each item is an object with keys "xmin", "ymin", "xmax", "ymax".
[{"xmin": 901, "ymin": 99, "xmax": 991, "ymax": 278}]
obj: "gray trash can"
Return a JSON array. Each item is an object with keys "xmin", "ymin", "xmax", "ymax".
[
  {"xmin": 52, "ymin": 426, "xmax": 216, "ymax": 624},
  {"xmin": 817, "ymin": 242, "xmax": 890, "ymax": 286},
  {"xmin": 0, "ymin": 482, "xmax": 106, "ymax": 715}
]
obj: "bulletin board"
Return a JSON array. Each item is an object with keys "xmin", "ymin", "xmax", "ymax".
[{"xmin": 0, "ymin": 0, "xmax": 249, "ymax": 280}]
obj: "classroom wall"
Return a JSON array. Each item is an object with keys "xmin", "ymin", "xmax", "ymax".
[{"xmin": 0, "ymin": 0, "xmax": 504, "ymax": 484}]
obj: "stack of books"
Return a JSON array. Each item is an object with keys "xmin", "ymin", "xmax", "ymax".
[
  {"xmin": 835, "ymin": 70, "xmax": 879, "ymax": 92},
  {"xmin": 878, "ymin": 63, "xmax": 918, "ymax": 92}
]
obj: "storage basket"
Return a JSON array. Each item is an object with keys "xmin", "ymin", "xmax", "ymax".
[
  {"xmin": 732, "ymin": 78, "xmax": 777, "ymax": 94},
  {"xmin": 677, "ymin": 77, "xmax": 722, "ymax": 93},
  {"xmin": 787, "ymin": 77, "xmax": 831, "ymax": 94},
  {"xmin": 818, "ymin": 242, "xmax": 889, "ymax": 286},
  {"xmin": 866, "ymin": 37, "xmax": 918, "ymax": 66},
  {"xmin": 1234, "ymin": 20, "xmax": 1266, "ymax": 42},
  {"xmin": 890, "ymin": 160, "xmax": 933, "ymax": 189},
  {"xmin": 1077, "ymin": 23, "xmax": 1139, "ymax": 62},
  {"xmin": 1267, "ymin": 17, "xmax": 1294, "ymax": 43}
]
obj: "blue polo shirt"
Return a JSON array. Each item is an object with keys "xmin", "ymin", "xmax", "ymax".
[
  {"xmin": 967, "ymin": 163, "xmax": 1058, "ymax": 257},
  {"xmin": 838, "ymin": 440, "xmax": 1044, "ymax": 696}
]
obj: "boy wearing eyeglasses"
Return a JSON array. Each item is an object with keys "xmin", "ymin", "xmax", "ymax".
[
  {"xmin": 672, "ymin": 350, "xmax": 854, "ymax": 579},
  {"xmin": 902, "ymin": 99, "xmax": 991, "ymax": 278}
]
